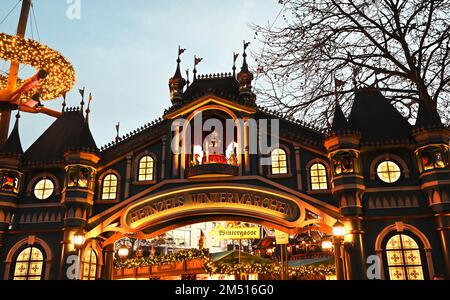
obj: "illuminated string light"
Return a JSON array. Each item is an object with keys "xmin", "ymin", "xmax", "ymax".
[
  {"xmin": 0, "ymin": 32, "xmax": 76, "ymax": 101},
  {"xmin": 113, "ymin": 248, "xmax": 336, "ymax": 278}
]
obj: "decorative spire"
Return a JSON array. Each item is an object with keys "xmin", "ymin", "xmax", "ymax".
[
  {"xmin": 186, "ymin": 69, "xmax": 190, "ymax": 87},
  {"xmin": 232, "ymin": 52, "xmax": 239, "ymax": 77},
  {"xmin": 241, "ymin": 41, "xmax": 250, "ymax": 72},
  {"xmin": 193, "ymin": 55, "xmax": 203, "ymax": 80},
  {"xmin": 331, "ymin": 100, "xmax": 350, "ymax": 132},
  {"xmin": 85, "ymin": 93, "xmax": 92, "ymax": 123},
  {"xmin": 62, "ymin": 92, "xmax": 67, "ymax": 113},
  {"xmin": 169, "ymin": 46, "xmax": 187, "ymax": 104},
  {"xmin": 115, "ymin": 122, "xmax": 120, "ymax": 143},
  {"xmin": 237, "ymin": 41, "xmax": 255, "ymax": 101},
  {"xmin": 415, "ymin": 100, "xmax": 442, "ymax": 128},
  {"xmin": 79, "ymin": 87, "xmax": 86, "ymax": 112},
  {"xmin": 0, "ymin": 111, "xmax": 23, "ymax": 155}
]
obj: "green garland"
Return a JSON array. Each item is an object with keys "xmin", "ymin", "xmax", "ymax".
[
  {"xmin": 114, "ymin": 248, "xmax": 335, "ymax": 278},
  {"xmin": 114, "ymin": 249, "xmax": 210, "ymax": 269}
]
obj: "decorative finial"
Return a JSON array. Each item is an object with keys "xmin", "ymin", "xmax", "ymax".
[
  {"xmin": 85, "ymin": 93, "xmax": 92, "ymax": 123},
  {"xmin": 233, "ymin": 52, "xmax": 239, "ymax": 77},
  {"xmin": 115, "ymin": 122, "xmax": 120, "ymax": 143},
  {"xmin": 62, "ymin": 92, "xmax": 67, "ymax": 113},
  {"xmin": 193, "ymin": 55, "xmax": 203, "ymax": 80},
  {"xmin": 242, "ymin": 40, "xmax": 250, "ymax": 71},
  {"xmin": 334, "ymin": 77, "xmax": 345, "ymax": 103},
  {"xmin": 186, "ymin": 69, "xmax": 190, "ymax": 87},
  {"xmin": 78, "ymin": 87, "xmax": 86, "ymax": 112},
  {"xmin": 178, "ymin": 46, "xmax": 186, "ymax": 61}
]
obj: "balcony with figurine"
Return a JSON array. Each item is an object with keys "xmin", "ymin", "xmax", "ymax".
[{"xmin": 184, "ymin": 127, "xmax": 240, "ymax": 179}]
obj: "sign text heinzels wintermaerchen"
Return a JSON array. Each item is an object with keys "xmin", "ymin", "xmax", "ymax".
[{"xmin": 125, "ymin": 187, "xmax": 301, "ymax": 229}]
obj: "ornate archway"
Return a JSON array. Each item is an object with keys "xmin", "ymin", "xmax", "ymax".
[{"xmin": 85, "ymin": 182, "xmax": 337, "ymax": 246}]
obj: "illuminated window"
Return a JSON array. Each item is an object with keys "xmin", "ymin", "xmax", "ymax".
[
  {"xmin": 332, "ymin": 151, "xmax": 355, "ymax": 175},
  {"xmin": 34, "ymin": 179, "xmax": 54, "ymax": 200},
  {"xmin": 13, "ymin": 247, "xmax": 44, "ymax": 280},
  {"xmin": 377, "ymin": 161, "xmax": 401, "ymax": 183},
  {"xmin": 420, "ymin": 146, "xmax": 449, "ymax": 171},
  {"xmin": 271, "ymin": 148, "xmax": 288, "ymax": 175},
  {"xmin": 67, "ymin": 166, "xmax": 94, "ymax": 188},
  {"xmin": 138, "ymin": 156, "xmax": 154, "ymax": 181},
  {"xmin": 0, "ymin": 170, "xmax": 21, "ymax": 194},
  {"xmin": 82, "ymin": 249, "xmax": 97, "ymax": 280},
  {"xmin": 310, "ymin": 163, "xmax": 328, "ymax": 190},
  {"xmin": 385, "ymin": 234, "xmax": 424, "ymax": 280},
  {"xmin": 101, "ymin": 174, "xmax": 118, "ymax": 200}
]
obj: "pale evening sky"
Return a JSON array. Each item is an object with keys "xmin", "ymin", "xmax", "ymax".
[{"xmin": 0, "ymin": 0, "xmax": 280, "ymax": 149}]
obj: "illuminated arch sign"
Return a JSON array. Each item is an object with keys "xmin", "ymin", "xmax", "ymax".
[{"xmin": 121, "ymin": 184, "xmax": 307, "ymax": 232}]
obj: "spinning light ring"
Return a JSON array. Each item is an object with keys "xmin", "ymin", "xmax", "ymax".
[{"xmin": 0, "ymin": 32, "xmax": 76, "ymax": 101}]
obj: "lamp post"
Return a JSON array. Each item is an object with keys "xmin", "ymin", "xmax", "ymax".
[
  {"xmin": 72, "ymin": 231, "xmax": 85, "ymax": 280},
  {"xmin": 332, "ymin": 221, "xmax": 346, "ymax": 280}
]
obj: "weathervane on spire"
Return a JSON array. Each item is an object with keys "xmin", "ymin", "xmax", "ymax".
[
  {"xmin": 85, "ymin": 93, "xmax": 93, "ymax": 123},
  {"xmin": 178, "ymin": 46, "xmax": 186, "ymax": 61},
  {"xmin": 193, "ymin": 55, "xmax": 203, "ymax": 80}
]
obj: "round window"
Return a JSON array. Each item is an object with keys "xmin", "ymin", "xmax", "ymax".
[
  {"xmin": 377, "ymin": 161, "xmax": 401, "ymax": 183},
  {"xmin": 34, "ymin": 179, "xmax": 55, "ymax": 200}
]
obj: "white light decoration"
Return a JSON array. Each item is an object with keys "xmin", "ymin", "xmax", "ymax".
[{"xmin": 0, "ymin": 32, "xmax": 76, "ymax": 101}]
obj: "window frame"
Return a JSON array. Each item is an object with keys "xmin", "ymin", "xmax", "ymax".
[
  {"xmin": 267, "ymin": 147, "xmax": 292, "ymax": 178},
  {"xmin": 101, "ymin": 173, "xmax": 119, "ymax": 201},
  {"xmin": 11, "ymin": 245, "xmax": 45, "ymax": 281},
  {"xmin": 97, "ymin": 170, "xmax": 121, "ymax": 203},
  {"xmin": 376, "ymin": 160, "xmax": 402, "ymax": 184},
  {"xmin": 309, "ymin": 162, "xmax": 329, "ymax": 191},
  {"xmin": 26, "ymin": 173, "xmax": 61, "ymax": 199},
  {"xmin": 133, "ymin": 152, "xmax": 157, "ymax": 185},
  {"xmin": 382, "ymin": 231, "xmax": 428, "ymax": 281},
  {"xmin": 82, "ymin": 248, "xmax": 98, "ymax": 281},
  {"xmin": 33, "ymin": 178, "xmax": 55, "ymax": 200}
]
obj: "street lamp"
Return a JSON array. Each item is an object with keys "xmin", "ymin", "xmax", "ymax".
[
  {"xmin": 117, "ymin": 245, "xmax": 129, "ymax": 260},
  {"xmin": 73, "ymin": 231, "xmax": 85, "ymax": 249},
  {"xmin": 72, "ymin": 231, "xmax": 85, "ymax": 280},
  {"xmin": 332, "ymin": 221, "xmax": 346, "ymax": 280},
  {"xmin": 332, "ymin": 221, "xmax": 346, "ymax": 238}
]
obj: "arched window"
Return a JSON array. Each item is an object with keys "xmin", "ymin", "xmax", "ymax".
[
  {"xmin": 271, "ymin": 148, "xmax": 288, "ymax": 175},
  {"xmin": 310, "ymin": 163, "xmax": 328, "ymax": 190},
  {"xmin": 13, "ymin": 247, "xmax": 44, "ymax": 280},
  {"xmin": 377, "ymin": 161, "xmax": 401, "ymax": 183},
  {"xmin": 138, "ymin": 156, "xmax": 154, "ymax": 181},
  {"xmin": 101, "ymin": 174, "xmax": 118, "ymax": 200},
  {"xmin": 385, "ymin": 234, "xmax": 424, "ymax": 280},
  {"xmin": 82, "ymin": 249, "xmax": 98, "ymax": 280}
]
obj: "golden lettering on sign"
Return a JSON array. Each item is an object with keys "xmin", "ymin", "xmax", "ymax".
[{"xmin": 127, "ymin": 191, "xmax": 299, "ymax": 226}]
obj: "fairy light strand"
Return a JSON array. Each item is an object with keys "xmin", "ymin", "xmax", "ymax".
[{"xmin": 0, "ymin": 32, "xmax": 76, "ymax": 101}]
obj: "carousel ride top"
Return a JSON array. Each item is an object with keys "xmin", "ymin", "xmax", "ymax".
[
  {"xmin": 0, "ymin": 0, "xmax": 76, "ymax": 145},
  {"xmin": 0, "ymin": 32, "xmax": 76, "ymax": 116}
]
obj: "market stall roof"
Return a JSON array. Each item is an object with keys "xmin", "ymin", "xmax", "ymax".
[
  {"xmin": 212, "ymin": 250, "xmax": 273, "ymax": 265},
  {"xmin": 288, "ymin": 257, "xmax": 333, "ymax": 267}
]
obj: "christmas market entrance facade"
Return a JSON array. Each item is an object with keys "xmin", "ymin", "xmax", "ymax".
[
  {"xmin": 84, "ymin": 179, "xmax": 339, "ymax": 280},
  {"xmin": 0, "ymin": 41, "xmax": 449, "ymax": 281}
]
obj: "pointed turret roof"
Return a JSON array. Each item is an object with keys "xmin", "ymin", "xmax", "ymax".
[
  {"xmin": 24, "ymin": 109, "xmax": 98, "ymax": 162},
  {"xmin": 1, "ymin": 115, "xmax": 23, "ymax": 155},
  {"xmin": 349, "ymin": 88, "xmax": 412, "ymax": 141},
  {"xmin": 415, "ymin": 101, "xmax": 442, "ymax": 127},
  {"xmin": 331, "ymin": 101, "xmax": 350, "ymax": 132}
]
